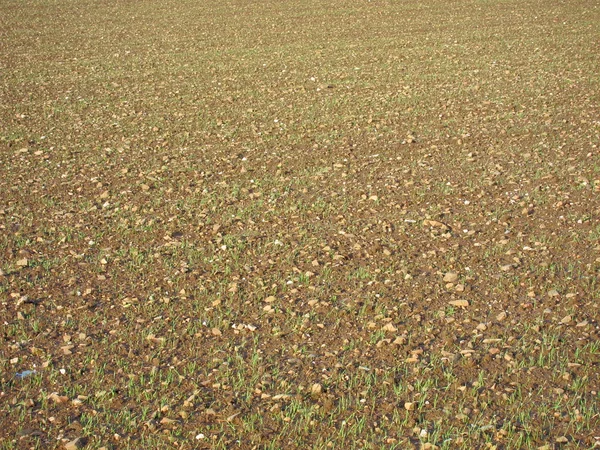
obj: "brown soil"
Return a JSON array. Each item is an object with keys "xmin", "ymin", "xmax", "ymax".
[{"xmin": 1, "ymin": 0, "xmax": 599, "ymax": 448}]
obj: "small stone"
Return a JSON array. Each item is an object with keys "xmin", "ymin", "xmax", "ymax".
[
  {"xmin": 500, "ymin": 264, "xmax": 512, "ymax": 271},
  {"xmin": 146, "ymin": 334, "xmax": 165, "ymax": 344},
  {"xmin": 449, "ymin": 300, "xmax": 469, "ymax": 307},
  {"xmin": 49, "ymin": 393, "xmax": 69, "ymax": 404},
  {"xmin": 311, "ymin": 383, "xmax": 323, "ymax": 397},
  {"xmin": 496, "ymin": 311, "xmax": 507, "ymax": 322},
  {"xmin": 376, "ymin": 338, "xmax": 391, "ymax": 347},
  {"xmin": 61, "ymin": 345, "xmax": 74, "ymax": 355},
  {"xmin": 547, "ymin": 289, "xmax": 559, "ymax": 297},
  {"xmin": 522, "ymin": 207, "xmax": 534, "ymax": 215},
  {"xmin": 422, "ymin": 444, "xmax": 437, "ymax": 450},
  {"xmin": 559, "ymin": 315, "xmax": 572, "ymax": 325},
  {"xmin": 423, "ymin": 220, "xmax": 449, "ymax": 230},
  {"xmin": 555, "ymin": 436, "xmax": 568, "ymax": 443},
  {"xmin": 455, "ymin": 284, "xmax": 465, "ymax": 292},
  {"xmin": 404, "ymin": 402, "xmax": 415, "ymax": 411},
  {"xmin": 443, "ymin": 272, "xmax": 458, "ymax": 283},
  {"xmin": 264, "ymin": 296, "xmax": 276, "ymax": 303},
  {"xmin": 64, "ymin": 437, "xmax": 87, "ymax": 449},
  {"xmin": 393, "ymin": 336, "xmax": 406, "ymax": 345},
  {"xmin": 16, "ymin": 258, "xmax": 28, "ymax": 267},
  {"xmin": 382, "ymin": 323, "xmax": 398, "ymax": 332}
]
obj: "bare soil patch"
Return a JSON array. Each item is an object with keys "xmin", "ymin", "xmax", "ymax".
[{"xmin": 1, "ymin": 0, "xmax": 599, "ymax": 448}]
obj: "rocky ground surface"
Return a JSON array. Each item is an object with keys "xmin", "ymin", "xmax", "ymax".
[{"xmin": 1, "ymin": 0, "xmax": 599, "ymax": 448}]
